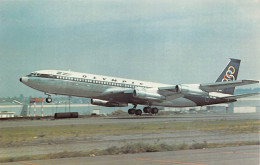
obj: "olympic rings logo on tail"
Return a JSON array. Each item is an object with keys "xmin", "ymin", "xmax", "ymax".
[{"xmin": 222, "ymin": 66, "xmax": 236, "ymax": 82}]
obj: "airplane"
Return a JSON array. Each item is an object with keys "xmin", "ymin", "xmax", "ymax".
[{"xmin": 20, "ymin": 58, "xmax": 259, "ymax": 115}]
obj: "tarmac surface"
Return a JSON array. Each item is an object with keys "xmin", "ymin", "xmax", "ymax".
[
  {"xmin": 0, "ymin": 113, "xmax": 259, "ymax": 128},
  {"xmin": 5, "ymin": 145, "xmax": 260, "ymax": 165},
  {"xmin": 1, "ymin": 113, "xmax": 260, "ymax": 164}
]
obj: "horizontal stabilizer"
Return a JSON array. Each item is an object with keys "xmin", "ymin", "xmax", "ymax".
[
  {"xmin": 221, "ymin": 92, "xmax": 260, "ymax": 100},
  {"xmin": 200, "ymin": 80, "xmax": 259, "ymax": 92}
]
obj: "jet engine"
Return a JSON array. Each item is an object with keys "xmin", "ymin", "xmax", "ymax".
[
  {"xmin": 175, "ymin": 84, "xmax": 208, "ymax": 95},
  {"xmin": 91, "ymin": 99, "xmax": 128, "ymax": 107},
  {"xmin": 133, "ymin": 88, "xmax": 165, "ymax": 101}
]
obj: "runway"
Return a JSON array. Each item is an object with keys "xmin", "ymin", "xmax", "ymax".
[
  {"xmin": 5, "ymin": 145, "xmax": 260, "ymax": 165},
  {"xmin": 1, "ymin": 113, "xmax": 259, "ymax": 164},
  {"xmin": 1, "ymin": 113, "xmax": 259, "ymax": 128}
]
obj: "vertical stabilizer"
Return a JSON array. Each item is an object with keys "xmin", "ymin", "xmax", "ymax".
[{"xmin": 216, "ymin": 58, "xmax": 241, "ymax": 94}]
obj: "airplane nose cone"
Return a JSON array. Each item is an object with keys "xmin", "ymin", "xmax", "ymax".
[{"xmin": 20, "ymin": 77, "xmax": 28, "ymax": 83}]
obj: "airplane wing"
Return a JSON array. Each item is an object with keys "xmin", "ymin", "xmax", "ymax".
[
  {"xmin": 101, "ymin": 86, "xmax": 184, "ymax": 102},
  {"xmin": 200, "ymin": 80, "xmax": 259, "ymax": 92},
  {"xmin": 92, "ymin": 88, "xmax": 134, "ymax": 106}
]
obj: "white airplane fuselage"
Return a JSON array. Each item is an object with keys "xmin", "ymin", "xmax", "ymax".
[
  {"xmin": 20, "ymin": 70, "xmax": 212, "ymax": 107},
  {"xmin": 19, "ymin": 59, "xmax": 259, "ymax": 115}
]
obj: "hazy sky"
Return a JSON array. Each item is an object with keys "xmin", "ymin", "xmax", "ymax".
[{"xmin": 0, "ymin": 0, "xmax": 260, "ymax": 97}]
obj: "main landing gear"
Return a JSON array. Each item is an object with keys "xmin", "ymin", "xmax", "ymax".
[
  {"xmin": 128, "ymin": 105, "xmax": 141, "ymax": 115},
  {"xmin": 128, "ymin": 105, "xmax": 159, "ymax": 116}
]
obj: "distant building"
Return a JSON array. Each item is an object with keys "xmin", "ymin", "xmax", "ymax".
[
  {"xmin": 232, "ymin": 96, "xmax": 260, "ymax": 113},
  {"xmin": 92, "ymin": 109, "xmax": 100, "ymax": 115},
  {"xmin": 0, "ymin": 111, "xmax": 15, "ymax": 118}
]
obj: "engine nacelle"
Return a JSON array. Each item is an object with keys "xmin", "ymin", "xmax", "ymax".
[
  {"xmin": 91, "ymin": 99, "xmax": 128, "ymax": 107},
  {"xmin": 175, "ymin": 84, "xmax": 208, "ymax": 95},
  {"xmin": 133, "ymin": 88, "xmax": 165, "ymax": 101}
]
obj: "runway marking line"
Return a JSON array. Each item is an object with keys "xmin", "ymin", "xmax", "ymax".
[
  {"xmin": 110, "ymin": 155, "xmax": 207, "ymax": 165},
  {"xmin": 222, "ymin": 151, "xmax": 259, "ymax": 156},
  {"xmin": 19, "ymin": 161, "xmax": 39, "ymax": 165},
  {"xmin": 193, "ymin": 150, "xmax": 260, "ymax": 156}
]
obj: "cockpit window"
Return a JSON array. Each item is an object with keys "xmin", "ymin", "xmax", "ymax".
[
  {"xmin": 27, "ymin": 72, "xmax": 56, "ymax": 78},
  {"xmin": 27, "ymin": 72, "xmax": 38, "ymax": 77}
]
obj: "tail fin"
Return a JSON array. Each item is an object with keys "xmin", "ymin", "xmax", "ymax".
[{"xmin": 215, "ymin": 58, "xmax": 241, "ymax": 94}]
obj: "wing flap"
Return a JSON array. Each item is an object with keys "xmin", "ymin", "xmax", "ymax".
[
  {"xmin": 158, "ymin": 86, "xmax": 178, "ymax": 96},
  {"xmin": 200, "ymin": 80, "xmax": 259, "ymax": 92},
  {"xmin": 158, "ymin": 86, "xmax": 178, "ymax": 92},
  {"xmin": 221, "ymin": 92, "xmax": 260, "ymax": 100},
  {"xmin": 165, "ymin": 93, "xmax": 184, "ymax": 101},
  {"xmin": 158, "ymin": 86, "xmax": 184, "ymax": 100}
]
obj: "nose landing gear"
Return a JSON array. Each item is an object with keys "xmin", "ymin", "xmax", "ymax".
[
  {"xmin": 44, "ymin": 93, "xmax": 52, "ymax": 103},
  {"xmin": 46, "ymin": 97, "xmax": 52, "ymax": 103}
]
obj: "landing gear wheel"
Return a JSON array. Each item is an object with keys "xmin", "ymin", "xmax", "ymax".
[
  {"xmin": 135, "ymin": 109, "xmax": 142, "ymax": 116},
  {"xmin": 143, "ymin": 107, "xmax": 151, "ymax": 113},
  {"xmin": 128, "ymin": 108, "xmax": 135, "ymax": 115},
  {"xmin": 151, "ymin": 107, "xmax": 159, "ymax": 114},
  {"xmin": 46, "ymin": 97, "xmax": 52, "ymax": 103},
  {"xmin": 143, "ymin": 107, "xmax": 147, "ymax": 113}
]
